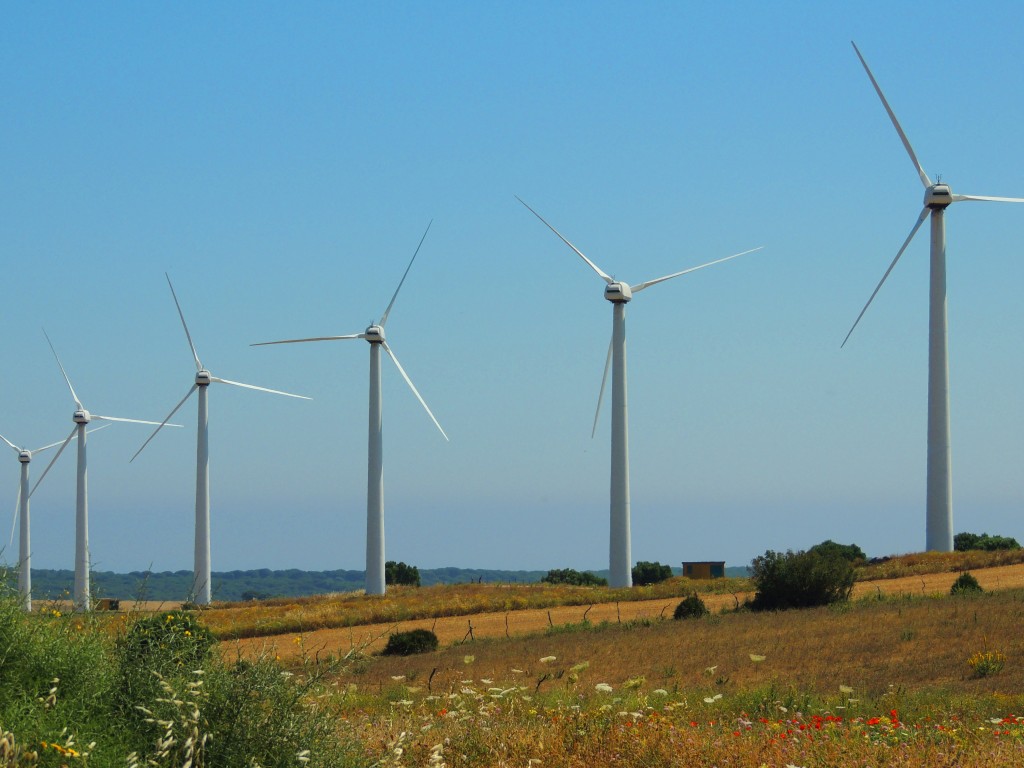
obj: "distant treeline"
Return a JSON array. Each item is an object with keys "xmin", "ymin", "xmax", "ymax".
[{"xmin": 3, "ymin": 564, "xmax": 749, "ymax": 603}]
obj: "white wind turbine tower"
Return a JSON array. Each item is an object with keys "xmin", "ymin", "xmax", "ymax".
[
  {"xmin": 843, "ymin": 42, "xmax": 1024, "ymax": 552},
  {"xmin": 131, "ymin": 274, "xmax": 310, "ymax": 606},
  {"xmin": 2, "ymin": 430, "xmax": 71, "ymax": 611},
  {"xmin": 253, "ymin": 223, "xmax": 447, "ymax": 596},
  {"xmin": 32, "ymin": 331, "xmax": 177, "ymax": 611},
  {"xmin": 517, "ymin": 197, "xmax": 761, "ymax": 588}
]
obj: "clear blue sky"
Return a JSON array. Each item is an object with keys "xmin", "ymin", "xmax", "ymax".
[{"xmin": 3, "ymin": 2, "xmax": 1023, "ymax": 574}]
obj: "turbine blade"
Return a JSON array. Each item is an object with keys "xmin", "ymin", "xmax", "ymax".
[
  {"xmin": 842, "ymin": 206, "xmax": 930, "ymax": 348},
  {"xmin": 92, "ymin": 415, "xmax": 183, "ymax": 427},
  {"xmin": 29, "ymin": 427, "xmax": 76, "ymax": 498},
  {"xmin": 42, "ymin": 329, "xmax": 83, "ymax": 409},
  {"xmin": 951, "ymin": 194, "xmax": 1024, "ymax": 203},
  {"xmin": 851, "ymin": 41, "xmax": 932, "ymax": 188},
  {"xmin": 34, "ymin": 434, "xmax": 76, "ymax": 454},
  {"xmin": 25, "ymin": 425, "xmax": 103, "ymax": 456},
  {"xmin": 130, "ymin": 385, "xmax": 198, "ymax": 463},
  {"xmin": 251, "ymin": 334, "xmax": 364, "ymax": 346},
  {"xmin": 210, "ymin": 376, "xmax": 311, "ymax": 399},
  {"xmin": 592, "ymin": 336, "xmax": 613, "ymax": 439},
  {"xmin": 9, "ymin": 485, "xmax": 20, "ymax": 550},
  {"xmin": 380, "ymin": 220, "xmax": 432, "ymax": 328},
  {"xmin": 631, "ymin": 247, "xmax": 764, "ymax": 293},
  {"xmin": 0, "ymin": 433, "xmax": 18, "ymax": 453},
  {"xmin": 165, "ymin": 273, "xmax": 203, "ymax": 371},
  {"xmin": 382, "ymin": 341, "xmax": 449, "ymax": 441},
  {"xmin": 515, "ymin": 196, "xmax": 615, "ymax": 284}
]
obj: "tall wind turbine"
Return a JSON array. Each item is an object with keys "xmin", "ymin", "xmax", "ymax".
[
  {"xmin": 32, "ymin": 331, "xmax": 176, "ymax": 610},
  {"xmin": 131, "ymin": 274, "xmax": 310, "ymax": 606},
  {"xmin": 2, "ymin": 430, "xmax": 70, "ymax": 611},
  {"xmin": 253, "ymin": 223, "xmax": 447, "ymax": 596},
  {"xmin": 517, "ymin": 196, "xmax": 761, "ymax": 587},
  {"xmin": 843, "ymin": 42, "xmax": 1024, "ymax": 552}
]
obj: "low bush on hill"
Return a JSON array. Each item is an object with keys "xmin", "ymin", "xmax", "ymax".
[
  {"xmin": 673, "ymin": 594, "xmax": 709, "ymax": 620},
  {"xmin": 382, "ymin": 628, "xmax": 439, "ymax": 656},
  {"xmin": 951, "ymin": 571, "xmax": 983, "ymax": 595}
]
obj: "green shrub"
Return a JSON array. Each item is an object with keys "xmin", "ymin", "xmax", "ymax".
[
  {"xmin": 632, "ymin": 561, "xmax": 673, "ymax": 586},
  {"xmin": 382, "ymin": 628, "xmax": 439, "ymax": 656},
  {"xmin": 199, "ymin": 656, "xmax": 362, "ymax": 767},
  {"xmin": 385, "ymin": 560, "xmax": 421, "ymax": 587},
  {"xmin": 541, "ymin": 568, "xmax": 607, "ymax": 587},
  {"xmin": 954, "ymin": 532, "xmax": 1021, "ymax": 552},
  {"xmin": 115, "ymin": 610, "xmax": 216, "ymax": 716},
  {"xmin": 673, "ymin": 594, "xmax": 709, "ymax": 620},
  {"xmin": 748, "ymin": 549, "xmax": 855, "ymax": 611},
  {"xmin": 0, "ymin": 586, "xmax": 361, "ymax": 768},
  {"xmin": 951, "ymin": 571, "xmax": 983, "ymax": 595}
]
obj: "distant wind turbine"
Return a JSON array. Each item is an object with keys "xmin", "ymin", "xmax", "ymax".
[
  {"xmin": 32, "ymin": 331, "xmax": 177, "ymax": 611},
  {"xmin": 2, "ymin": 430, "xmax": 74, "ymax": 611},
  {"xmin": 131, "ymin": 274, "xmax": 310, "ymax": 606},
  {"xmin": 517, "ymin": 197, "xmax": 761, "ymax": 588},
  {"xmin": 843, "ymin": 41, "xmax": 1024, "ymax": 552},
  {"xmin": 253, "ymin": 222, "xmax": 447, "ymax": 596}
]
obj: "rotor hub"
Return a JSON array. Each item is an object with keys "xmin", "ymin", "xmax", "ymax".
[
  {"xmin": 196, "ymin": 369, "xmax": 212, "ymax": 386},
  {"xmin": 364, "ymin": 324, "xmax": 385, "ymax": 343},
  {"xmin": 73, "ymin": 409, "xmax": 91, "ymax": 424},
  {"xmin": 18, "ymin": 450, "xmax": 31, "ymax": 463},
  {"xmin": 604, "ymin": 282, "xmax": 633, "ymax": 303},
  {"xmin": 925, "ymin": 183, "xmax": 953, "ymax": 209}
]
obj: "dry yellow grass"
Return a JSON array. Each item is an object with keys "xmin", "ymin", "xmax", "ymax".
[{"xmin": 225, "ymin": 562, "xmax": 1024, "ymax": 662}]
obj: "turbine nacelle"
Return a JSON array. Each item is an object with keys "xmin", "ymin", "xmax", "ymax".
[
  {"xmin": 18, "ymin": 450, "xmax": 31, "ymax": 464},
  {"xmin": 195, "ymin": 369, "xmax": 213, "ymax": 386},
  {"xmin": 926, "ymin": 184, "xmax": 953, "ymax": 209},
  {"xmin": 604, "ymin": 282, "xmax": 633, "ymax": 303},
  {"xmin": 73, "ymin": 409, "xmax": 91, "ymax": 424},
  {"xmin": 363, "ymin": 324, "xmax": 385, "ymax": 343}
]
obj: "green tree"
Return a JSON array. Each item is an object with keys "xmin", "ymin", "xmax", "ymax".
[
  {"xmin": 385, "ymin": 561, "xmax": 421, "ymax": 587},
  {"xmin": 631, "ymin": 561, "xmax": 673, "ymax": 586},
  {"xmin": 808, "ymin": 539, "xmax": 866, "ymax": 563},
  {"xmin": 541, "ymin": 568, "xmax": 607, "ymax": 587},
  {"xmin": 954, "ymin": 532, "xmax": 1021, "ymax": 552},
  {"xmin": 749, "ymin": 548, "xmax": 855, "ymax": 611}
]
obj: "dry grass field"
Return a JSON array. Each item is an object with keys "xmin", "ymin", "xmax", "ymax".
[
  {"xmin": 224, "ymin": 560, "xmax": 1024, "ymax": 661},
  {"xmin": 202, "ymin": 555, "xmax": 1024, "ymax": 765}
]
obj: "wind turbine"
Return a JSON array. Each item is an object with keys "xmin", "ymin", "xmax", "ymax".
[
  {"xmin": 2, "ymin": 430, "xmax": 71, "ymax": 611},
  {"xmin": 32, "ymin": 331, "xmax": 177, "ymax": 611},
  {"xmin": 252, "ymin": 222, "xmax": 447, "ymax": 596},
  {"xmin": 843, "ymin": 41, "xmax": 1024, "ymax": 552},
  {"xmin": 517, "ymin": 197, "xmax": 761, "ymax": 587},
  {"xmin": 131, "ymin": 274, "xmax": 310, "ymax": 606}
]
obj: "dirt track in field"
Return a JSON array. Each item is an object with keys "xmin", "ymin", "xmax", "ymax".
[{"xmin": 221, "ymin": 563, "xmax": 1024, "ymax": 662}]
